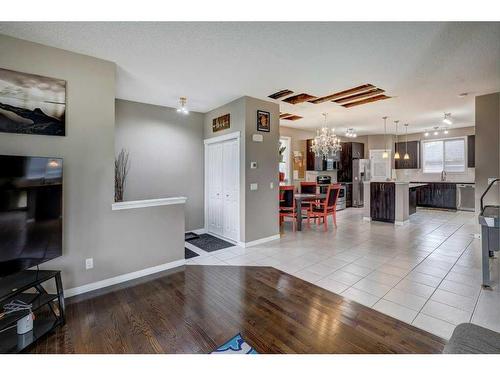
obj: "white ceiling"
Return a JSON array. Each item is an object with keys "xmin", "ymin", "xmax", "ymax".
[{"xmin": 1, "ymin": 22, "xmax": 499, "ymax": 135}]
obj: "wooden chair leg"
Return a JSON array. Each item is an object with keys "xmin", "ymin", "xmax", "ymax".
[
  {"xmin": 333, "ymin": 212, "xmax": 337, "ymax": 227},
  {"xmin": 323, "ymin": 215, "xmax": 328, "ymax": 231},
  {"xmin": 292, "ymin": 216, "xmax": 296, "ymax": 232}
]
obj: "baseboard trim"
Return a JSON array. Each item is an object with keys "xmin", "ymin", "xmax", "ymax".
[
  {"xmin": 64, "ymin": 258, "xmax": 186, "ymax": 298},
  {"xmin": 362, "ymin": 216, "xmax": 372, "ymax": 222},
  {"xmin": 240, "ymin": 234, "xmax": 281, "ymax": 248}
]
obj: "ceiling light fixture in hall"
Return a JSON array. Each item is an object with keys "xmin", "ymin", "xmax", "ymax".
[
  {"xmin": 310, "ymin": 113, "xmax": 342, "ymax": 159},
  {"xmin": 176, "ymin": 97, "xmax": 189, "ymax": 114},
  {"xmin": 382, "ymin": 116, "xmax": 389, "ymax": 159},
  {"xmin": 403, "ymin": 123, "xmax": 410, "ymax": 160},
  {"xmin": 394, "ymin": 120, "xmax": 400, "ymax": 160},
  {"xmin": 345, "ymin": 128, "xmax": 357, "ymax": 138},
  {"xmin": 443, "ymin": 112, "xmax": 453, "ymax": 125}
]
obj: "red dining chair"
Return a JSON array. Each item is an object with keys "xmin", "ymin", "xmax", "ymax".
[
  {"xmin": 279, "ymin": 185, "xmax": 297, "ymax": 231},
  {"xmin": 300, "ymin": 182, "xmax": 317, "ymax": 194},
  {"xmin": 307, "ymin": 183, "xmax": 340, "ymax": 231}
]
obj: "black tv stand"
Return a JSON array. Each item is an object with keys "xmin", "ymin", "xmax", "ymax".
[{"xmin": 0, "ymin": 270, "xmax": 65, "ymax": 353}]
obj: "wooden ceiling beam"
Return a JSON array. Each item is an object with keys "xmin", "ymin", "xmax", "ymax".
[
  {"xmin": 334, "ymin": 88, "xmax": 385, "ymax": 104},
  {"xmin": 269, "ymin": 89, "xmax": 294, "ymax": 100},
  {"xmin": 282, "ymin": 93, "xmax": 317, "ymax": 104},
  {"xmin": 308, "ymin": 84, "xmax": 375, "ymax": 104},
  {"xmin": 341, "ymin": 94, "xmax": 390, "ymax": 108}
]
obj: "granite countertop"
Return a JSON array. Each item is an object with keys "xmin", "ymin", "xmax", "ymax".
[
  {"xmin": 410, "ymin": 181, "xmax": 475, "ymax": 184},
  {"xmin": 409, "ymin": 183, "xmax": 428, "ymax": 189}
]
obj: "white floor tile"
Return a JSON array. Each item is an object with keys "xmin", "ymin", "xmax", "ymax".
[
  {"xmin": 406, "ymin": 271, "xmax": 443, "ymax": 288},
  {"xmin": 431, "ymin": 289, "xmax": 477, "ymax": 312},
  {"xmin": 413, "ymin": 313, "xmax": 456, "ymax": 340},
  {"xmin": 394, "ymin": 279, "xmax": 436, "ymax": 299},
  {"xmin": 438, "ymin": 279, "xmax": 481, "ymax": 299},
  {"xmin": 341, "ymin": 287, "xmax": 380, "ymax": 307},
  {"xmin": 365, "ymin": 270, "xmax": 402, "ymax": 287},
  {"xmin": 421, "ymin": 300, "xmax": 472, "ymax": 325},
  {"xmin": 352, "ymin": 279, "xmax": 392, "ymax": 298},
  {"xmin": 384, "ymin": 288, "xmax": 428, "ymax": 311},
  {"xmin": 325, "ymin": 270, "xmax": 363, "ymax": 286},
  {"xmin": 316, "ymin": 278, "xmax": 351, "ymax": 294},
  {"xmin": 339, "ymin": 263, "xmax": 374, "ymax": 277},
  {"xmin": 373, "ymin": 299, "xmax": 418, "ymax": 324},
  {"xmin": 471, "ymin": 290, "xmax": 500, "ymax": 333}
]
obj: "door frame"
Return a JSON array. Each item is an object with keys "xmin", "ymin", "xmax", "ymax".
[{"xmin": 204, "ymin": 131, "xmax": 241, "ymax": 243}]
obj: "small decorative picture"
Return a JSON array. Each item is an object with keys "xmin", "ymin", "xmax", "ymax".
[
  {"xmin": 0, "ymin": 67, "xmax": 66, "ymax": 136},
  {"xmin": 257, "ymin": 110, "xmax": 270, "ymax": 132}
]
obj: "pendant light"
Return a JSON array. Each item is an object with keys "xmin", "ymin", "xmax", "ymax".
[
  {"xmin": 403, "ymin": 123, "xmax": 410, "ymax": 160},
  {"xmin": 382, "ymin": 116, "xmax": 389, "ymax": 159},
  {"xmin": 394, "ymin": 120, "xmax": 400, "ymax": 159}
]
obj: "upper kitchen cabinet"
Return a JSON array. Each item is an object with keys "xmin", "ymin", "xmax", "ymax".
[
  {"xmin": 467, "ymin": 135, "xmax": 475, "ymax": 168},
  {"xmin": 394, "ymin": 141, "xmax": 420, "ymax": 169}
]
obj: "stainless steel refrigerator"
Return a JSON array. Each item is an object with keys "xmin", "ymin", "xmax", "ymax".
[{"xmin": 352, "ymin": 159, "xmax": 370, "ymax": 207}]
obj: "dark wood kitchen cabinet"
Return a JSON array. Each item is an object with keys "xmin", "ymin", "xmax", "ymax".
[
  {"xmin": 337, "ymin": 142, "xmax": 365, "ymax": 182},
  {"xmin": 416, "ymin": 183, "xmax": 457, "ymax": 209},
  {"xmin": 467, "ymin": 135, "xmax": 475, "ymax": 168},
  {"xmin": 370, "ymin": 182, "xmax": 395, "ymax": 223},
  {"xmin": 409, "ymin": 187, "xmax": 417, "ymax": 215},
  {"xmin": 306, "ymin": 139, "xmax": 315, "ymax": 171},
  {"xmin": 394, "ymin": 141, "xmax": 420, "ymax": 169}
]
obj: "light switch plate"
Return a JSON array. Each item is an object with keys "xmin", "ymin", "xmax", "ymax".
[
  {"xmin": 250, "ymin": 183, "xmax": 258, "ymax": 191},
  {"xmin": 270, "ymin": 182, "xmax": 274, "ymax": 189},
  {"xmin": 252, "ymin": 134, "xmax": 263, "ymax": 142},
  {"xmin": 85, "ymin": 258, "xmax": 94, "ymax": 270}
]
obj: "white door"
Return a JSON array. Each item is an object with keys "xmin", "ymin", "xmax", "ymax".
[
  {"xmin": 205, "ymin": 137, "xmax": 240, "ymax": 242},
  {"xmin": 207, "ymin": 143, "xmax": 223, "ymax": 236},
  {"xmin": 222, "ymin": 139, "xmax": 239, "ymax": 241}
]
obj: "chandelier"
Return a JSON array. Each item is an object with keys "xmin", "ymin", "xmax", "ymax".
[{"xmin": 310, "ymin": 113, "xmax": 342, "ymax": 159}]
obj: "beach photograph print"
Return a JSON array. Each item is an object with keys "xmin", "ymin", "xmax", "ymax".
[{"xmin": 0, "ymin": 67, "xmax": 66, "ymax": 136}]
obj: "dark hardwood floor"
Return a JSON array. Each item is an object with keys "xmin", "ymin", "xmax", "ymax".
[{"xmin": 29, "ymin": 265, "xmax": 446, "ymax": 354}]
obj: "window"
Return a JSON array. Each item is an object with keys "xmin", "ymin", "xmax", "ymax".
[
  {"xmin": 279, "ymin": 137, "xmax": 291, "ymax": 183},
  {"xmin": 422, "ymin": 138, "xmax": 466, "ymax": 174}
]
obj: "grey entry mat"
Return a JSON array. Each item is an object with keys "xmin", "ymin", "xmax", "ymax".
[
  {"xmin": 185, "ymin": 248, "xmax": 199, "ymax": 259},
  {"xmin": 186, "ymin": 233, "xmax": 235, "ymax": 252}
]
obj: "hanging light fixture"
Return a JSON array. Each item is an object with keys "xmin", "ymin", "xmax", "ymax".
[
  {"xmin": 433, "ymin": 126, "xmax": 439, "ymax": 136},
  {"xmin": 443, "ymin": 112, "xmax": 452, "ymax": 125},
  {"xmin": 443, "ymin": 128, "xmax": 449, "ymax": 134},
  {"xmin": 382, "ymin": 116, "xmax": 389, "ymax": 159},
  {"xmin": 424, "ymin": 130, "xmax": 429, "ymax": 137},
  {"xmin": 345, "ymin": 128, "xmax": 357, "ymax": 138},
  {"xmin": 310, "ymin": 113, "xmax": 342, "ymax": 159},
  {"xmin": 403, "ymin": 123, "xmax": 410, "ymax": 160},
  {"xmin": 394, "ymin": 120, "xmax": 400, "ymax": 160},
  {"xmin": 176, "ymin": 97, "xmax": 189, "ymax": 114}
]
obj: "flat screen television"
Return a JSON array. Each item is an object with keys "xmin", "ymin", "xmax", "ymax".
[{"xmin": 0, "ymin": 155, "xmax": 63, "ymax": 277}]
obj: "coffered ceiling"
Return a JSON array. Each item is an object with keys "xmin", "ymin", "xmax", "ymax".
[{"xmin": 1, "ymin": 22, "xmax": 498, "ymax": 135}]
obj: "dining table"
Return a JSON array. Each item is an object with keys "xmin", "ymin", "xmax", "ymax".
[{"xmin": 294, "ymin": 193, "xmax": 327, "ymax": 231}]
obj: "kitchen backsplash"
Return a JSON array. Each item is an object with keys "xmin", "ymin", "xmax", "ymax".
[{"xmin": 395, "ymin": 168, "xmax": 475, "ymax": 183}]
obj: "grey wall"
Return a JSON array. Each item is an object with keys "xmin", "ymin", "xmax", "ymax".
[
  {"xmin": 203, "ymin": 96, "xmax": 279, "ymax": 243},
  {"xmin": 244, "ymin": 97, "xmax": 280, "ymax": 242},
  {"xmin": 0, "ymin": 34, "xmax": 184, "ymax": 290},
  {"xmin": 115, "ymin": 99, "xmax": 204, "ymax": 230},
  {"xmin": 475, "ymin": 92, "xmax": 500, "ymax": 211}
]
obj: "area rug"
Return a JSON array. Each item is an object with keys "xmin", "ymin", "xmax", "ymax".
[
  {"xmin": 184, "ymin": 247, "xmax": 199, "ymax": 259},
  {"xmin": 211, "ymin": 333, "xmax": 258, "ymax": 354},
  {"xmin": 186, "ymin": 233, "xmax": 235, "ymax": 252}
]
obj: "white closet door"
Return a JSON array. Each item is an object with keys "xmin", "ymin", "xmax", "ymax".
[
  {"xmin": 207, "ymin": 143, "xmax": 223, "ymax": 236},
  {"xmin": 222, "ymin": 139, "xmax": 239, "ymax": 241}
]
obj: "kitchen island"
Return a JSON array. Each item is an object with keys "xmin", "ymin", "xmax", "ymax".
[{"xmin": 363, "ymin": 181, "xmax": 428, "ymax": 225}]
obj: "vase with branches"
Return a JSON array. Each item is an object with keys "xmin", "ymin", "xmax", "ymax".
[{"xmin": 115, "ymin": 149, "xmax": 130, "ymax": 202}]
